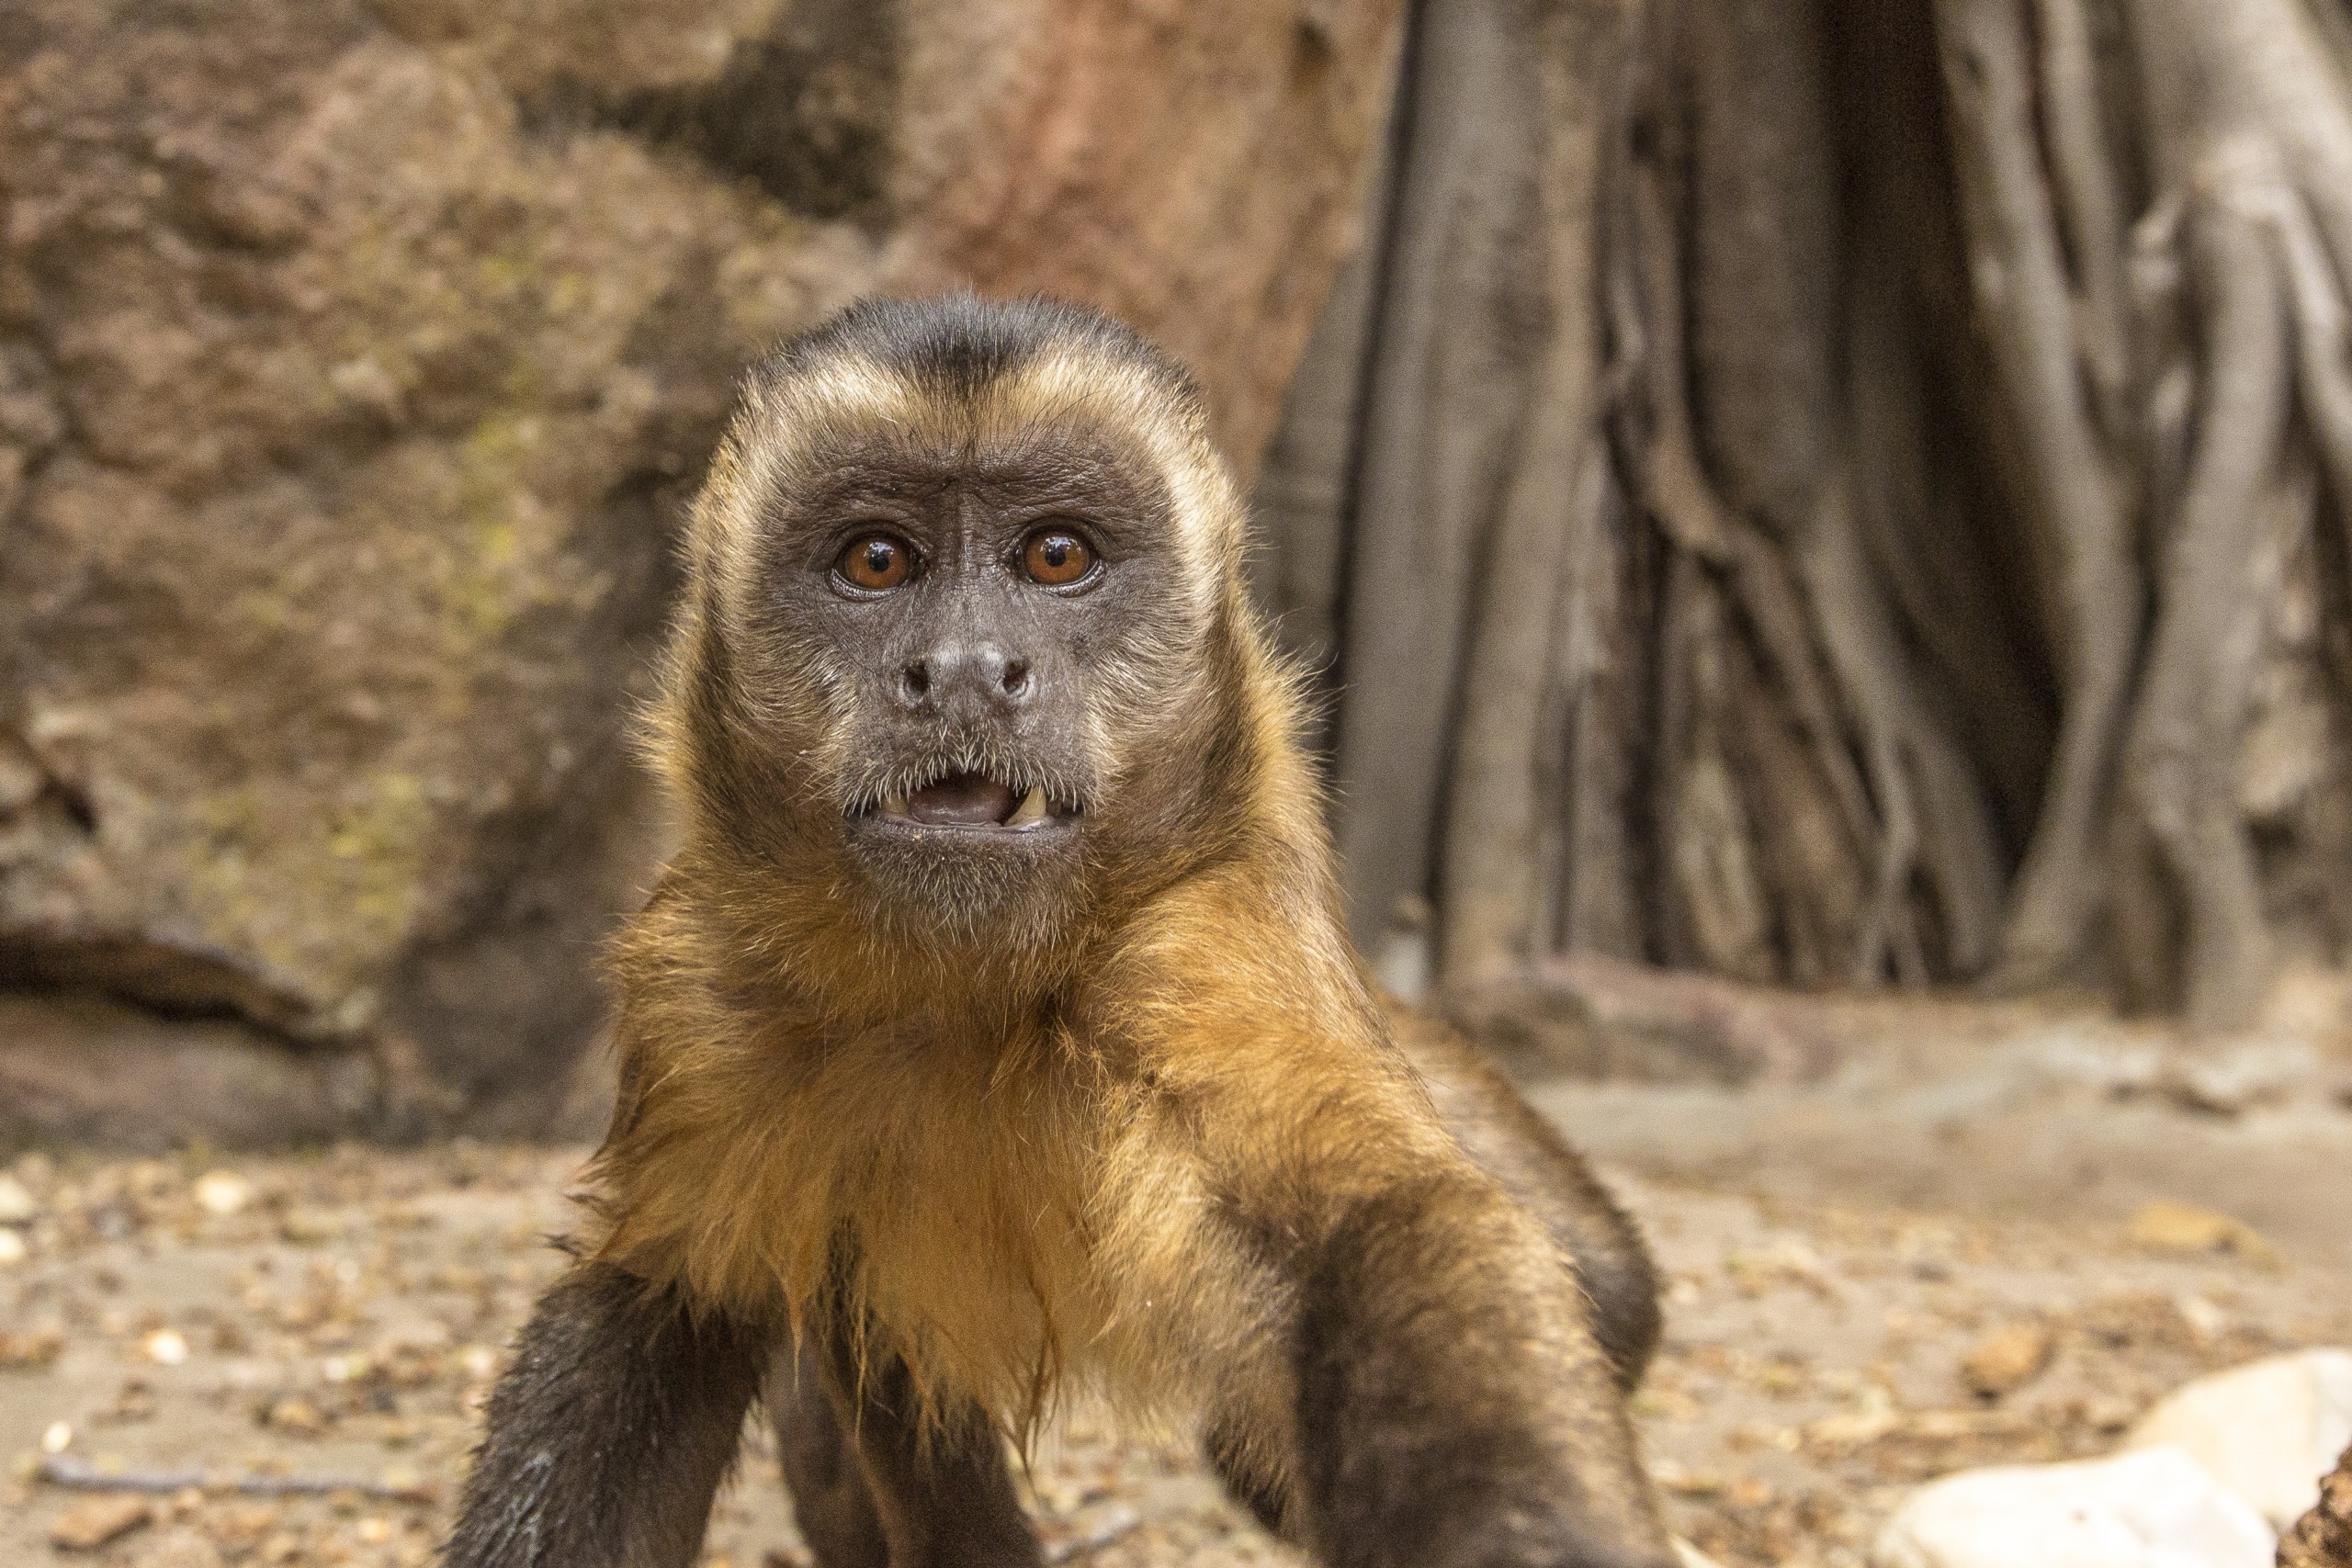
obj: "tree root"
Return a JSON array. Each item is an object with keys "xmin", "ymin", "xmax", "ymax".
[
  {"xmin": 1631, "ymin": 16, "xmax": 2000, "ymax": 986},
  {"xmin": 1918, "ymin": 0, "xmax": 2352, "ymax": 1027},
  {"xmin": 1300, "ymin": 0, "xmax": 2352, "ymax": 1015},
  {"xmin": 1934, "ymin": 0, "xmax": 2144, "ymax": 993},
  {"xmin": 2109, "ymin": 0, "xmax": 2352, "ymax": 1026},
  {"xmin": 2120, "ymin": 177, "xmax": 2300, "ymax": 1029}
]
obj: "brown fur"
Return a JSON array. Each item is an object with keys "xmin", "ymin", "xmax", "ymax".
[{"xmin": 454, "ymin": 296, "xmax": 1671, "ymax": 1568}]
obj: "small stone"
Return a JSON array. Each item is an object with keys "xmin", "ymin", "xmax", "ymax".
[
  {"xmin": 1873, "ymin": 1446, "xmax": 2271, "ymax": 1568},
  {"xmin": 43, "ymin": 1418, "xmax": 74, "ymax": 1453},
  {"xmin": 2123, "ymin": 1348, "xmax": 2352, "ymax": 1530},
  {"xmin": 143, "ymin": 1328, "xmax": 189, "ymax": 1366},
  {"xmin": 1653, "ymin": 1460, "xmax": 1727, "ymax": 1495},
  {"xmin": 0, "ymin": 1172, "xmax": 38, "ymax": 1224},
  {"xmin": 193, "ymin": 1171, "xmax": 252, "ymax": 1217},
  {"xmin": 1809, "ymin": 1404, "xmax": 1903, "ymax": 1448},
  {"xmin": 50, "ymin": 1495, "xmax": 154, "ymax": 1551},
  {"xmin": 1961, "ymin": 1322, "xmax": 2054, "ymax": 1399},
  {"xmin": 277, "ymin": 1208, "xmax": 345, "ymax": 1245},
  {"xmin": 0, "ymin": 1226, "xmax": 25, "ymax": 1266},
  {"xmin": 127, "ymin": 1526, "xmax": 226, "ymax": 1568},
  {"xmin": 208, "ymin": 1501, "xmax": 281, "ymax": 1545},
  {"xmin": 1673, "ymin": 1543, "xmax": 1725, "ymax": 1568},
  {"xmin": 2175, "ymin": 1292, "xmax": 2229, "ymax": 1339},
  {"xmin": 2127, "ymin": 1200, "xmax": 2274, "ymax": 1260},
  {"xmin": 264, "ymin": 1395, "xmax": 328, "ymax": 1435},
  {"xmin": 2080, "ymin": 1393, "xmax": 2141, "ymax": 1434}
]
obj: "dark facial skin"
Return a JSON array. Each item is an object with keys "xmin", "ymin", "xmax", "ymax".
[{"xmin": 744, "ymin": 427, "xmax": 1189, "ymax": 938}]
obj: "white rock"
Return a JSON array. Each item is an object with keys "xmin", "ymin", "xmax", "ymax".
[
  {"xmin": 193, "ymin": 1169, "xmax": 253, "ymax": 1217},
  {"xmin": 2124, "ymin": 1347, "xmax": 2352, "ymax": 1530},
  {"xmin": 1873, "ymin": 1447, "xmax": 2272, "ymax": 1568},
  {"xmin": 1672, "ymin": 1540, "xmax": 1724, "ymax": 1568}
]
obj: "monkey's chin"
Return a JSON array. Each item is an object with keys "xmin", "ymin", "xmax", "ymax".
[{"xmin": 839, "ymin": 814, "xmax": 1086, "ymax": 951}]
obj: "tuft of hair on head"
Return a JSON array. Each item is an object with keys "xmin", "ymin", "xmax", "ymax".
[{"xmin": 755, "ymin": 291, "xmax": 1203, "ymax": 412}]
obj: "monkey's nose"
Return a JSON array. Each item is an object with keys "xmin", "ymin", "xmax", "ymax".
[{"xmin": 897, "ymin": 644, "xmax": 1032, "ymax": 713}]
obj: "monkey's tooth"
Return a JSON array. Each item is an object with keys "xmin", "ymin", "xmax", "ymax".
[
  {"xmin": 882, "ymin": 793, "xmax": 910, "ymax": 817},
  {"xmin": 1006, "ymin": 786, "xmax": 1048, "ymax": 827}
]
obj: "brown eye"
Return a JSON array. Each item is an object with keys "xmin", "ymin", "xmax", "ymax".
[
  {"xmin": 1022, "ymin": 528, "xmax": 1094, "ymax": 587},
  {"xmin": 837, "ymin": 534, "xmax": 912, "ymax": 592}
]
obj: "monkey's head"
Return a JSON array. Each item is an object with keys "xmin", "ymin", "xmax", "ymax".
[{"xmin": 658, "ymin": 296, "xmax": 1288, "ymax": 970}]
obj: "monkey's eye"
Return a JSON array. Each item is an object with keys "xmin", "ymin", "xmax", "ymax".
[
  {"xmin": 835, "ymin": 533, "xmax": 914, "ymax": 592},
  {"xmin": 1020, "ymin": 527, "xmax": 1095, "ymax": 587}
]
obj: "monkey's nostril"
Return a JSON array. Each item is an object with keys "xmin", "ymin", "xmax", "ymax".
[
  {"xmin": 899, "ymin": 661, "xmax": 931, "ymax": 704},
  {"xmin": 1001, "ymin": 659, "xmax": 1031, "ymax": 698}
]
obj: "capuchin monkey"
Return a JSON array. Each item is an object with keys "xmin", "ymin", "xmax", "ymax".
[{"xmin": 444, "ymin": 296, "xmax": 1674, "ymax": 1568}]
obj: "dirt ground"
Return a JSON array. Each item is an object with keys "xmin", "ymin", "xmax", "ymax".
[{"xmin": 5, "ymin": 988, "xmax": 2350, "ymax": 1566}]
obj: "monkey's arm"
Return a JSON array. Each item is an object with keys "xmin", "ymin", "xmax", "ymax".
[
  {"xmin": 444, "ymin": 1261, "xmax": 770, "ymax": 1568},
  {"xmin": 1283, "ymin": 1168, "xmax": 1676, "ymax": 1568},
  {"xmin": 771, "ymin": 1337, "xmax": 1042, "ymax": 1568},
  {"xmin": 1396, "ymin": 1016, "xmax": 1663, "ymax": 1393},
  {"xmin": 1107, "ymin": 872, "xmax": 1676, "ymax": 1568}
]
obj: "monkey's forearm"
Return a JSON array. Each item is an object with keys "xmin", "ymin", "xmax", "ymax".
[
  {"xmin": 444, "ymin": 1262, "xmax": 770, "ymax": 1568},
  {"xmin": 1288, "ymin": 1180, "xmax": 1675, "ymax": 1568},
  {"xmin": 780, "ymin": 1338, "xmax": 1043, "ymax": 1568}
]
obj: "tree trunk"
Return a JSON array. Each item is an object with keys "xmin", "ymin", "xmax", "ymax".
[{"xmin": 1255, "ymin": 0, "xmax": 2352, "ymax": 1030}]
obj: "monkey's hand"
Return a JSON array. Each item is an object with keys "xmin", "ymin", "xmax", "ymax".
[{"xmin": 443, "ymin": 1262, "xmax": 771, "ymax": 1568}]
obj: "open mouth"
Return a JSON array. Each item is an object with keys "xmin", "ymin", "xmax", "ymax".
[{"xmin": 863, "ymin": 773, "xmax": 1080, "ymax": 833}]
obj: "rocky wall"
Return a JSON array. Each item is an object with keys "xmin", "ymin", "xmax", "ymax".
[{"xmin": 0, "ymin": 0, "xmax": 1399, "ymax": 1142}]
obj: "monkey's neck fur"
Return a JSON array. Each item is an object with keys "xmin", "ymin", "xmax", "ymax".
[{"xmin": 591, "ymin": 603, "xmax": 1403, "ymax": 1448}]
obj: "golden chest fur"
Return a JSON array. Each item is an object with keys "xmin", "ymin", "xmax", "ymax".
[{"xmin": 595, "ymin": 1004, "xmax": 1283, "ymax": 1438}]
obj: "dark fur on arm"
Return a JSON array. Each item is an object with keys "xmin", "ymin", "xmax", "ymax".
[
  {"xmin": 444, "ymin": 1262, "xmax": 771, "ymax": 1568},
  {"xmin": 770, "ymin": 1345, "xmax": 892, "ymax": 1568},
  {"xmin": 771, "ymin": 1337, "xmax": 1040, "ymax": 1568},
  {"xmin": 1290, "ymin": 1180, "xmax": 1676, "ymax": 1568},
  {"xmin": 1442, "ymin": 1092, "xmax": 1662, "ymax": 1393},
  {"xmin": 1401, "ymin": 1022, "xmax": 1663, "ymax": 1393}
]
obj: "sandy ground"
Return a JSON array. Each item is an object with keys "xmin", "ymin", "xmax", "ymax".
[
  {"xmin": 6, "ymin": 985, "xmax": 2351, "ymax": 1565},
  {"xmin": 3, "ymin": 1111, "xmax": 2346, "ymax": 1567}
]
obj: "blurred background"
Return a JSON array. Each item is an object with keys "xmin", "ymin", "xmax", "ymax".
[
  {"xmin": 15, "ymin": 0, "xmax": 2352, "ymax": 1143},
  {"xmin": 5, "ymin": 2, "xmax": 2352, "ymax": 1563}
]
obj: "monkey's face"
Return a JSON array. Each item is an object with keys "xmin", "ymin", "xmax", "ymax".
[
  {"xmin": 733, "ymin": 421, "xmax": 1217, "ymax": 946},
  {"xmin": 681, "ymin": 299, "xmax": 1257, "ymax": 960}
]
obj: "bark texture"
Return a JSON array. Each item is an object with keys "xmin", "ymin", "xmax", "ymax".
[
  {"xmin": 1255, "ymin": 0, "xmax": 2352, "ymax": 1027},
  {"xmin": 0, "ymin": 0, "xmax": 1401, "ymax": 1138}
]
